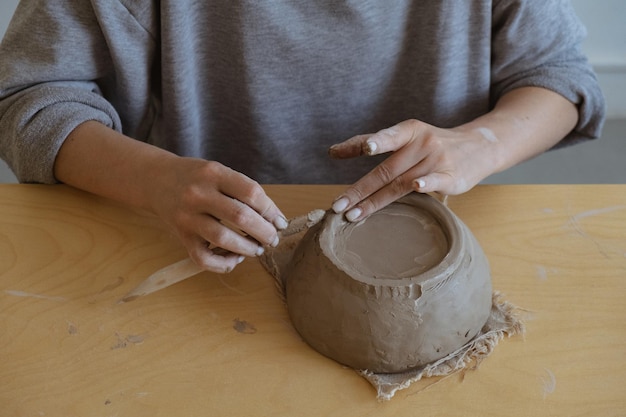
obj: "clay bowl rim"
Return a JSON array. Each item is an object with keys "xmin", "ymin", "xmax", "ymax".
[{"xmin": 320, "ymin": 193, "xmax": 465, "ymax": 287}]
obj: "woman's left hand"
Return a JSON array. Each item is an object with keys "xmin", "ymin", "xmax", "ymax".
[{"xmin": 328, "ymin": 118, "xmax": 498, "ymax": 222}]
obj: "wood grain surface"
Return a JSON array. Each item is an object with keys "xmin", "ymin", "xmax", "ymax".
[{"xmin": 1, "ymin": 184, "xmax": 625, "ymax": 416}]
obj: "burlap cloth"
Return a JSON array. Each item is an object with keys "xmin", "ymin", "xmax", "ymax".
[{"xmin": 260, "ymin": 210, "xmax": 524, "ymax": 401}]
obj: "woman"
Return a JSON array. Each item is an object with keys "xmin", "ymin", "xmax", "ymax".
[{"xmin": 0, "ymin": 0, "xmax": 605, "ymax": 272}]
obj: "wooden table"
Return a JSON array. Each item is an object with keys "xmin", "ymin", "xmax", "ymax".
[{"xmin": 1, "ymin": 184, "xmax": 625, "ymax": 416}]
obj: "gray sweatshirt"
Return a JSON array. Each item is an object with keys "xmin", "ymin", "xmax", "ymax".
[{"xmin": 0, "ymin": 0, "xmax": 605, "ymax": 184}]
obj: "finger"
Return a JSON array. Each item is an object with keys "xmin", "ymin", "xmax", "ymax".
[
  {"xmin": 174, "ymin": 211, "xmax": 266, "ymax": 258},
  {"xmin": 209, "ymin": 197, "xmax": 280, "ymax": 248},
  {"xmin": 328, "ymin": 121, "xmax": 419, "ymax": 160},
  {"xmin": 413, "ymin": 172, "xmax": 470, "ymax": 195},
  {"xmin": 331, "ymin": 122, "xmax": 429, "ymax": 215},
  {"xmin": 219, "ymin": 169, "xmax": 288, "ymax": 232},
  {"xmin": 361, "ymin": 120, "xmax": 423, "ymax": 156},
  {"xmin": 201, "ymin": 213, "xmax": 272, "ymax": 257},
  {"xmin": 342, "ymin": 162, "xmax": 434, "ymax": 222},
  {"xmin": 185, "ymin": 237, "xmax": 246, "ymax": 274},
  {"xmin": 346, "ymin": 168, "xmax": 471, "ymax": 223},
  {"xmin": 332, "ymin": 143, "xmax": 431, "ymax": 216},
  {"xmin": 328, "ymin": 134, "xmax": 371, "ymax": 159}
]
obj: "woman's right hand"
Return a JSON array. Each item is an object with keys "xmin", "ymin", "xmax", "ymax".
[
  {"xmin": 149, "ymin": 157, "xmax": 288, "ymax": 273},
  {"xmin": 55, "ymin": 121, "xmax": 287, "ymax": 274}
]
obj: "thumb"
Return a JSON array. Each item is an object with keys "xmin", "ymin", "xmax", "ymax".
[{"xmin": 413, "ymin": 172, "xmax": 469, "ymax": 195}]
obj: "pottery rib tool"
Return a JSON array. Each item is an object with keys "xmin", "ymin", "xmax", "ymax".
[
  {"xmin": 119, "ymin": 210, "xmax": 327, "ymax": 303},
  {"xmin": 119, "ymin": 257, "xmax": 205, "ymax": 303}
]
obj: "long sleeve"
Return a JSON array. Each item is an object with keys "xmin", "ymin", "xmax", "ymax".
[
  {"xmin": 490, "ymin": 0, "xmax": 606, "ymax": 146},
  {"xmin": 0, "ymin": 0, "xmax": 157, "ymax": 183}
]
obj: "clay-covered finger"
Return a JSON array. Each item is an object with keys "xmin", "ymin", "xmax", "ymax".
[
  {"xmin": 340, "ymin": 160, "xmax": 437, "ymax": 222},
  {"xmin": 208, "ymin": 195, "xmax": 279, "ymax": 248},
  {"xmin": 332, "ymin": 147, "xmax": 428, "ymax": 215},
  {"xmin": 197, "ymin": 214, "xmax": 268, "ymax": 257},
  {"xmin": 343, "ymin": 179, "xmax": 413, "ymax": 223},
  {"xmin": 413, "ymin": 172, "xmax": 470, "ymax": 196},
  {"xmin": 361, "ymin": 120, "xmax": 423, "ymax": 156},
  {"xmin": 213, "ymin": 175, "xmax": 281, "ymax": 244},
  {"xmin": 328, "ymin": 134, "xmax": 371, "ymax": 159},
  {"xmin": 182, "ymin": 236, "xmax": 246, "ymax": 274},
  {"xmin": 219, "ymin": 170, "xmax": 288, "ymax": 233}
]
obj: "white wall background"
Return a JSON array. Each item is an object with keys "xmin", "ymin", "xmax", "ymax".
[{"xmin": 0, "ymin": 0, "xmax": 18, "ymax": 40}]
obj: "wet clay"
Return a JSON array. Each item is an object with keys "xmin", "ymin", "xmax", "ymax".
[
  {"xmin": 336, "ymin": 203, "xmax": 449, "ymax": 281},
  {"xmin": 264, "ymin": 193, "xmax": 493, "ymax": 374}
]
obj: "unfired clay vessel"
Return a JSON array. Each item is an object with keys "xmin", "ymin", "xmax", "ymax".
[{"xmin": 279, "ymin": 193, "xmax": 492, "ymax": 373}]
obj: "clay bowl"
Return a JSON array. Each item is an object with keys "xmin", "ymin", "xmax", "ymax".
[{"xmin": 284, "ymin": 193, "xmax": 492, "ymax": 373}]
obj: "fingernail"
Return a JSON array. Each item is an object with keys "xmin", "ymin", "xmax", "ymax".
[
  {"xmin": 237, "ymin": 256, "xmax": 245, "ymax": 265},
  {"xmin": 345, "ymin": 207, "xmax": 362, "ymax": 222},
  {"xmin": 365, "ymin": 141, "xmax": 377, "ymax": 155},
  {"xmin": 415, "ymin": 178, "xmax": 426, "ymax": 189},
  {"xmin": 271, "ymin": 235, "xmax": 280, "ymax": 248},
  {"xmin": 274, "ymin": 215, "xmax": 289, "ymax": 230},
  {"xmin": 256, "ymin": 246, "xmax": 265, "ymax": 256},
  {"xmin": 332, "ymin": 197, "xmax": 349, "ymax": 213}
]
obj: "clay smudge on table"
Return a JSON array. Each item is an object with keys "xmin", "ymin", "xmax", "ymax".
[
  {"xmin": 117, "ymin": 295, "xmax": 139, "ymax": 304},
  {"xmin": 90, "ymin": 277, "xmax": 127, "ymax": 304},
  {"xmin": 535, "ymin": 266, "xmax": 560, "ymax": 282},
  {"xmin": 567, "ymin": 205, "xmax": 626, "ymax": 237},
  {"xmin": 571, "ymin": 205, "xmax": 626, "ymax": 222},
  {"xmin": 126, "ymin": 334, "xmax": 145, "ymax": 344},
  {"xmin": 541, "ymin": 368, "xmax": 557, "ymax": 399},
  {"xmin": 67, "ymin": 321, "xmax": 79, "ymax": 335},
  {"xmin": 232, "ymin": 318, "xmax": 257, "ymax": 334},
  {"xmin": 98, "ymin": 276, "xmax": 125, "ymax": 293},
  {"xmin": 111, "ymin": 334, "xmax": 128, "ymax": 350},
  {"xmin": 111, "ymin": 332, "xmax": 145, "ymax": 349},
  {"xmin": 536, "ymin": 266, "xmax": 548, "ymax": 281},
  {"xmin": 567, "ymin": 205, "xmax": 626, "ymax": 259},
  {"xmin": 218, "ymin": 275, "xmax": 246, "ymax": 296},
  {"xmin": 4, "ymin": 289, "xmax": 67, "ymax": 302}
]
